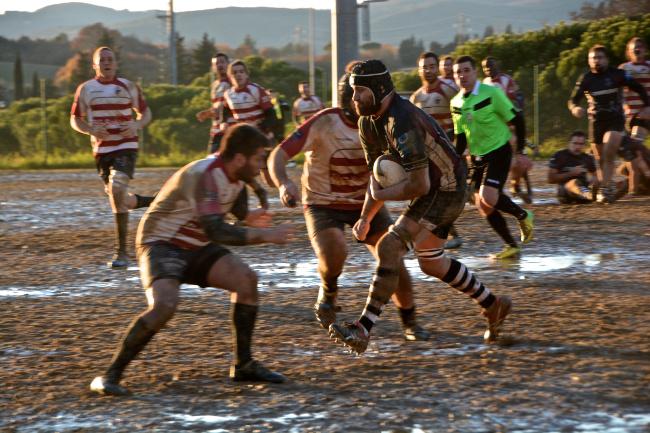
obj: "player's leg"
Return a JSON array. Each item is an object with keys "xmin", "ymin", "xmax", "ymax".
[
  {"xmin": 304, "ymin": 206, "xmax": 348, "ymax": 328},
  {"xmin": 204, "ymin": 250, "xmax": 285, "ymax": 383},
  {"xmin": 329, "ymin": 220, "xmax": 410, "ymax": 354},
  {"xmin": 364, "ymin": 207, "xmax": 429, "ymax": 341},
  {"xmin": 90, "ymin": 243, "xmax": 183, "ymax": 395}
]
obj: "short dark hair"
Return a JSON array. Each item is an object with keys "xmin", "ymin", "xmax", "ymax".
[
  {"xmin": 219, "ymin": 124, "xmax": 269, "ymax": 160},
  {"xmin": 213, "ymin": 52, "xmax": 229, "ymax": 62},
  {"xmin": 569, "ymin": 130, "xmax": 586, "ymax": 141},
  {"xmin": 454, "ymin": 55, "xmax": 476, "ymax": 68},
  {"xmin": 418, "ymin": 51, "xmax": 439, "ymax": 64},
  {"xmin": 345, "ymin": 60, "xmax": 362, "ymax": 73},
  {"xmin": 441, "ymin": 55, "xmax": 453, "ymax": 62},
  {"xmin": 588, "ymin": 44, "xmax": 607, "ymax": 57},
  {"xmin": 227, "ymin": 59, "xmax": 248, "ymax": 76}
]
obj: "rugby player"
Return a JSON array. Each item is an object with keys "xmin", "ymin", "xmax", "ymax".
[
  {"xmin": 328, "ymin": 60, "xmax": 512, "ymax": 354},
  {"xmin": 269, "ymin": 72, "xmax": 430, "ymax": 342},
  {"xmin": 568, "ymin": 45, "xmax": 650, "ymax": 203},
  {"xmin": 70, "ymin": 46, "xmax": 155, "ymax": 269},
  {"xmin": 89, "ymin": 124, "xmax": 292, "ymax": 396},
  {"xmin": 292, "ymin": 81, "xmax": 324, "ymax": 125},
  {"xmin": 619, "ymin": 37, "xmax": 650, "ymax": 195}
]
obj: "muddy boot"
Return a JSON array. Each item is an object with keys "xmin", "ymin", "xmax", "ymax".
[
  {"xmin": 230, "ymin": 360, "xmax": 286, "ymax": 383},
  {"xmin": 482, "ymin": 295, "xmax": 512, "ymax": 343},
  {"xmin": 398, "ymin": 306, "xmax": 430, "ymax": 341},
  {"xmin": 90, "ymin": 317, "xmax": 156, "ymax": 396},
  {"xmin": 313, "ymin": 286, "xmax": 341, "ymax": 329},
  {"xmin": 109, "ymin": 213, "xmax": 129, "ymax": 269}
]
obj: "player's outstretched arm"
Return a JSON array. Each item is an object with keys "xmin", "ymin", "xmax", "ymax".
[
  {"xmin": 199, "ymin": 214, "xmax": 293, "ymax": 245},
  {"xmin": 268, "ymin": 146, "xmax": 298, "ymax": 207}
]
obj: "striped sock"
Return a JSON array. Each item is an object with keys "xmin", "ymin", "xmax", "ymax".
[
  {"xmin": 359, "ymin": 292, "xmax": 385, "ymax": 334},
  {"xmin": 441, "ymin": 258, "xmax": 495, "ymax": 309}
]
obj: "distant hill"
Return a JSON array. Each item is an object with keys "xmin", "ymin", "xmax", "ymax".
[{"xmin": 1, "ymin": 0, "xmax": 585, "ymax": 52}]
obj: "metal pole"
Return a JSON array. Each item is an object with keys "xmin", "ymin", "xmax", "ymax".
[
  {"xmin": 309, "ymin": 8, "xmax": 315, "ymax": 96},
  {"xmin": 533, "ymin": 64, "xmax": 539, "ymax": 147},
  {"xmin": 168, "ymin": 0, "xmax": 177, "ymax": 85},
  {"xmin": 331, "ymin": 0, "xmax": 359, "ymax": 106},
  {"xmin": 360, "ymin": 4, "xmax": 370, "ymax": 42},
  {"xmin": 40, "ymin": 78, "xmax": 48, "ymax": 166}
]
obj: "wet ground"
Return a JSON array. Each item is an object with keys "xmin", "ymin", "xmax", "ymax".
[{"xmin": 1, "ymin": 164, "xmax": 649, "ymax": 432}]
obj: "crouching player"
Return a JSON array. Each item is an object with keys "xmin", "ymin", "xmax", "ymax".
[{"xmin": 90, "ymin": 124, "xmax": 293, "ymax": 395}]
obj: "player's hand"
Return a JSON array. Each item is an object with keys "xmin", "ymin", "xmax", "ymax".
[
  {"xmin": 245, "ymin": 208, "xmax": 272, "ymax": 228},
  {"xmin": 369, "ymin": 175, "xmax": 385, "ymax": 201},
  {"xmin": 279, "ymin": 181, "xmax": 299, "ymax": 208},
  {"xmin": 638, "ymin": 106, "xmax": 650, "ymax": 120},
  {"xmin": 90, "ymin": 124, "xmax": 110, "ymax": 139},
  {"xmin": 196, "ymin": 109, "xmax": 212, "ymax": 122},
  {"xmin": 264, "ymin": 223, "xmax": 295, "ymax": 244},
  {"xmin": 571, "ymin": 106, "xmax": 585, "ymax": 119},
  {"xmin": 352, "ymin": 217, "xmax": 371, "ymax": 241},
  {"xmin": 119, "ymin": 120, "xmax": 139, "ymax": 138}
]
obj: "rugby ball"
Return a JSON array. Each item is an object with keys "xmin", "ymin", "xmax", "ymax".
[{"xmin": 373, "ymin": 154, "xmax": 407, "ymax": 188}]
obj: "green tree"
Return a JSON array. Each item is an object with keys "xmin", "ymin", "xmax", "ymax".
[
  {"xmin": 13, "ymin": 52, "xmax": 24, "ymax": 101},
  {"xmin": 175, "ymin": 34, "xmax": 192, "ymax": 84},
  {"xmin": 190, "ymin": 33, "xmax": 215, "ymax": 82},
  {"xmin": 398, "ymin": 36, "xmax": 425, "ymax": 67},
  {"xmin": 31, "ymin": 72, "xmax": 39, "ymax": 98},
  {"xmin": 484, "ymin": 25, "xmax": 495, "ymax": 38}
]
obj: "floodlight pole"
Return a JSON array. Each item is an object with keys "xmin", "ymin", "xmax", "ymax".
[{"xmin": 331, "ymin": 0, "xmax": 358, "ymax": 106}]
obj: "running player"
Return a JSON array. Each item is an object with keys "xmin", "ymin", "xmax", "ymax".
[
  {"xmin": 269, "ymin": 72, "xmax": 430, "ymax": 341},
  {"xmin": 619, "ymin": 37, "xmax": 650, "ymax": 194},
  {"xmin": 568, "ymin": 44, "xmax": 650, "ymax": 203},
  {"xmin": 196, "ymin": 53, "xmax": 231, "ymax": 154},
  {"xmin": 196, "ymin": 53, "xmax": 269, "ymax": 208},
  {"xmin": 219, "ymin": 59, "xmax": 278, "ymax": 186},
  {"xmin": 410, "ymin": 51, "xmax": 462, "ymax": 249},
  {"xmin": 328, "ymin": 60, "xmax": 512, "ymax": 354},
  {"xmin": 89, "ymin": 124, "xmax": 292, "ymax": 396},
  {"xmin": 292, "ymin": 81, "xmax": 324, "ymax": 125},
  {"xmin": 452, "ymin": 55, "xmax": 534, "ymax": 260},
  {"xmin": 70, "ymin": 46, "xmax": 155, "ymax": 269},
  {"xmin": 482, "ymin": 56, "xmax": 533, "ymax": 204}
]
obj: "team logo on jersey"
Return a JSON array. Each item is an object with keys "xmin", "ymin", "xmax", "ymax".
[
  {"xmin": 397, "ymin": 133, "xmax": 409, "ymax": 145},
  {"xmin": 115, "ymin": 88, "xmax": 121, "ymax": 95},
  {"xmin": 435, "ymin": 98, "xmax": 441, "ymax": 104}
]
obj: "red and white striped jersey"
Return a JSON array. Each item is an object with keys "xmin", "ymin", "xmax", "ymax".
[
  {"xmin": 409, "ymin": 80, "xmax": 458, "ymax": 133},
  {"xmin": 440, "ymin": 77, "xmax": 459, "ymax": 92},
  {"xmin": 71, "ymin": 77, "xmax": 147, "ymax": 156},
  {"xmin": 293, "ymin": 96, "xmax": 324, "ymax": 123},
  {"xmin": 483, "ymin": 73, "xmax": 519, "ymax": 106},
  {"xmin": 280, "ymin": 108, "xmax": 368, "ymax": 210},
  {"xmin": 136, "ymin": 156, "xmax": 245, "ymax": 250},
  {"xmin": 220, "ymin": 81, "xmax": 273, "ymax": 127},
  {"xmin": 210, "ymin": 78, "xmax": 231, "ymax": 138},
  {"xmin": 619, "ymin": 61, "xmax": 650, "ymax": 119}
]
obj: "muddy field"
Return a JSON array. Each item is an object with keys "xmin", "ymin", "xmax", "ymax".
[{"xmin": 1, "ymin": 163, "xmax": 649, "ymax": 432}]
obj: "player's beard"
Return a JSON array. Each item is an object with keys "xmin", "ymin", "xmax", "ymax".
[
  {"xmin": 354, "ymin": 98, "xmax": 379, "ymax": 116},
  {"xmin": 236, "ymin": 162, "xmax": 259, "ymax": 183}
]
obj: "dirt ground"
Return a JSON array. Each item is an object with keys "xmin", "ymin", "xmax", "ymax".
[{"xmin": 1, "ymin": 163, "xmax": 649, "ymax": 432}]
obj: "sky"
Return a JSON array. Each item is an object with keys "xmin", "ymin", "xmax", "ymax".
[{"xmin": 0, "ymin": 0, "xmax": 332, "ymax": 14}]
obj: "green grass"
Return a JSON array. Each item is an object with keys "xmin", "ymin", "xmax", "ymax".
[{"xmin": 0, "ymin": 151, "xmax": 207, "ymax": 170}]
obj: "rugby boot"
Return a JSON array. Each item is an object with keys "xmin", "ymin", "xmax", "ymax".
[
  {"xmin": 491, "ymin": 245, "xmax": 521, "ymax": 260},
  {"xmin": 482, "ymin": 295, "xmax": 512, "ymax": 343},
  {"xmin": 403, "ymin": 324, "xmax": 431, "ymax": 341},
  {"xmin": 89, "ymin": 376, "xmax": 130, "ymax": 396},
  {"xmin": 599, "ymin": 182, "xmax": 618, "ymax": 204},
  {"xmin": 109, "ymin": 251, "xmax": 129, "ymax": 269},
  {"xmin": 518, "ymin": 210, "xmax": 534, "ymax": 244},
  {"xmin": 314, "ymin": 299, "xmax": 342, "ymax": 329},
  {"xmin": 328, "ymin": 321, "xmax": 369, "ymax": 355},
  {"xmin": 230, "ymin": 360, "xmax": 286, "ymax": 383}
]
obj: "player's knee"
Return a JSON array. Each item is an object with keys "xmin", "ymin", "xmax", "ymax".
[
  {"xmin": 150, "ymin": 299, "xmax": 178, "ymax": 328},
  {"xmin": 237, "ymin": 267, "xmax": 259, "ymax": 299},
  {"xmin": 380, "ymin": 225, "xmax": 409, "ymax": 262},
  {"xmin": 478, "ymin": 197, "xmax": 494, "ymax": 216},
  {"xmin": 415, "ymin": 247, "xmax": 447, "ymax": 277},
  {"xmin": 109, "ymin": 170, "xmax": 130, "ymax": 212}
]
